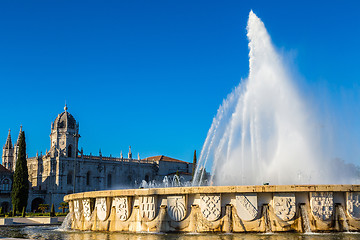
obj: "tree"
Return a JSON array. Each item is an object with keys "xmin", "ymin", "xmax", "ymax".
[
  {"xmin": 38, "ymin": 204, "xmax": 49, "ymax": 214},
  {"xmin": 21, "ymin": 206, "xmax": 26, "ymax": 217},
  {"xmin": 11, "ymin": 131, "xmax": 29, "ymax": 213},
  {"xmin": 58, "ymin": 202, "xmax": 69, "ymax": 213},
  {"xmin": 50, "ymin": 204, "xmax": 55, "ymax": 217},
  {"xmin": 192, "ymin": 150, "xmax": 197, "ymax": 180}
]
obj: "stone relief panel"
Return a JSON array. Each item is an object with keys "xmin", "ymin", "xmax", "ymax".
[
  {"xmin": 167, "ymin": 195, "xmax": 187, "ymax": 221},
  {"xmin": 235, "ymin": 193, "xmax": 258, "ymax": 221},
  {"xmin": 113, "ymin": 197, "xmax": 131, "ymax": 221},
  {"xmin": 347, "ymin": 192, "xmax": 360, "ymax": 220},
  {"xmin": 96, "ymin": 197, "xmax": 109, "ymax": 221},
  {"xmin": 82, "ymin": 199, "xmax": 92, "ymax": 221},
  {"xmin": 140, "ymin": 196, "xmax": 157, "ymax": 221},
  {"xmin": 200, "ymin": 194, "xmax": 221, "ymax": 222},
  {"xmin": 73, "ymin": 200, "xmax": 81, "ymax": 220},
  {"xmin": 310, "ymin": 192, "xmax": 333, "ymax": 221},
  {"xmin": 273, "ymin": 193, "xmax": 296, "ymax": 221}
]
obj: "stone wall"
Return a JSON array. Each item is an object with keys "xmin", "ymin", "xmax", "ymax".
[{"xmin": 64, "ymin": 185, "xmax": 360, "ymax": 233}]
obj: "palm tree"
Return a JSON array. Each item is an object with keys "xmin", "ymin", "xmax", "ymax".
[
  {"xmin": 58, "ymin": 202, "xmax": 69, "ymax": 213},
  {"xmin": 38, "ymin": 204, "xmax": 49, "ymax": 214}
]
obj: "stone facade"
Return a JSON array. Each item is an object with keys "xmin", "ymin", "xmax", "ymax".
[
  {"xmin": 0, "ymin": 164, "xmax": 12, "ymax": 213},
  {"xmin": 2, "ymin": 105, "xmax": 193, "ymax": 212}
]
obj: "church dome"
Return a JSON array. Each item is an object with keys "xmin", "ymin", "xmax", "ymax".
[{"xmin": 53, "ymin": 105, "xmax": 76, "ymax": 129}]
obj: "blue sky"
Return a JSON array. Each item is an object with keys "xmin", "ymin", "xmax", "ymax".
[{"xmin": 1, "ymin": 1, "xmax": 360, "ymax": 164}]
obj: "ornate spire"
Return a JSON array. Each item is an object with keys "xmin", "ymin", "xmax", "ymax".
[
  {"xmin": 128, "ymin": 146, "xmax": 132, "ymax": 159},
  {"xmin": 4, "ymin": 129, "xmax": 12, "ymax": 149},
  {"xmin": 64, "ymin": 104, "xmax": 68, "ymax": 112},
  {"xmin": 15, "ymin": 125, "xmax": 22, "ymax": 146},
  {"xmin": 120, "ymin": 151, "xmax": 123, "ymax": 159},
  {"xmin": 138, "ymin": 153, "xmax": 140, "ymax": 160}
]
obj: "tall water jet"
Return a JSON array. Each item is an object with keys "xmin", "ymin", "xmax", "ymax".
[{"xmin": 193, "ymin": 10, "xmax": 346, "ymax": 186}]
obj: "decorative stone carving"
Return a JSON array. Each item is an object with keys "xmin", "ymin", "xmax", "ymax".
[
  {"xmin": 96, "ymin": 197, "xmax": 109, "ymax": 221},
  {"xmin": 82, "ymin": 199, "xmax": 92, "ymax": 221},
  {"xmin": 200, "ymin": 194, "xmax": 221, "ymax": 221},
  {"xmin": 113, "ymin": 197, "xmax": 131, "ymax": 221},
  {"xmin": 347, "ymin": 192, "xmax": 360, "ymax": 220},
  {"xmin": 310, "ymin": 192, "xmax": 333, "ymax": 221},
  {"xmin": 273, "ymin": 193, "xmax": 296, "ymax": 221},
  {"xmin": 235, "ymin": 193, "xmax": 258, "ymax": 221},
  {"xmin": 167, "ymin": 195, "xmax": 187, "ymax": 221},
  {"xmin": 73, "ymin": 200, "xmax": 81, "ymax": 220},
  {"xmin": 140, "ymin": 196, "xmax": 157, "ymax": 221}
]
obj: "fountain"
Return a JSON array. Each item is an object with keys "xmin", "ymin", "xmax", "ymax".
[
  {"xmin": 63, "ymin": 11, "xmax": 360, "ymax": 233},
  {"xmin": 300, "ymin": 204, "xmax": 311, "ymax": 233},
  {"xmin": 58, "ymin": 213, "xmax": 73, "ymax": 231},
  {"xmin": 193, "ymin": 11, "xmax": 359, "ymax": 186}
]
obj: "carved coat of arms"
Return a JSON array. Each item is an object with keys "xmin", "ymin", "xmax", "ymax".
[
  {"xmin": 236, "ymin": 193, "xmax": 258, "ymax": 221},
  {"xmin": 200, "ymin": 194, "xmax": 221, "ymax": 221},
  {"xmin": 347, "ymin": 192, "xmax": 360, "ymax": 220},
  {"xmin": 273, "ymin": 193, "xmax": 296, "ymax": 221},
  {"xmin": 167, "ymin": 195, "xmax": 187, "ymax": 221},
  {"xmin": 82, "ymin": 199, "xmax": 92, "ymax": 221},
  {"xmin": 113, "ymin": 197, "xmax": 131, "ymax": 221},
  {"xmin": 310, "ymin": 192, "xmax": 333, "ymax": 221},
  {"xmin": 96, "ymin": 197, "xmax": 109, "ymax": 221},
  {"xmin": 73, "ymin": 200, "xmax": 81, "ymax": 220},
  {"xmin": 140, "ymin": 196, "xmax": 157, "ymax": 221}
]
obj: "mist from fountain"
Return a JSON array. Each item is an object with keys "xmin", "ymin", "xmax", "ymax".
[
  {"xmin": 193, "ymin": 11, "xmax": 360, "ymax": 186},
  {"xmin": 138, "ymin": 175, "xmax": 191, "ymax": 189}
]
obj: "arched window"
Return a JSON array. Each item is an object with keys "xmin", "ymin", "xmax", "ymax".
[
  {"xmin": 67, "ymin": 171, "xmax": 73, "ymax": 185},
  {"xmin": 2, "ymin": 179, "xmax": 10, "ymax": 191},
  {"xmin": 86, "ymin": 171, "xmax": 91, "ymax": 186},
  {"xmin": 107, "ymin": 174, "xmax": 112, "ymax": 188},
  {"xmin": 145, "ymin": 175, "xmax": 149, "ymax": 182},
  {"xmin": 68, "ymin": 145, "xmax": 72, "ymax": 158}
]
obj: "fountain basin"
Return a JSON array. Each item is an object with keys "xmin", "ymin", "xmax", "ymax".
[{"xmin": 64, "ymin": 185, "xmax": 360, "ymax": 233}]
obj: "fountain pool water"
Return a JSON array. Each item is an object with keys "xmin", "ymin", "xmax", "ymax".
[{"xmin": 193, "ymin": 10, "xmax": 360, "ymax": 186}]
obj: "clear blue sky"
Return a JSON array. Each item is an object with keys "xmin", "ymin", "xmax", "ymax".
[{"xmin": 1, "ymin": 1, "xmax": 360, "ymax": 164}]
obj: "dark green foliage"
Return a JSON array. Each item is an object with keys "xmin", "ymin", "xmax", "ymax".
[
  {"xmin": 22, "ymin": 206, "xmax": 26, "ymax": 217},
  {"xmin": 11, "ymin": 131, "xmax": 29, "ymax": 212},
  {"xmin": 192, "ymin": 150, "xmax": 197, "ymax": 180},
  {"xmin": 12, "ymin": 205, "xmax": 15, "ymax": 217},
  {"xmin": 50, "ymin": 204, "xmax": 55, "ymax": 217}
]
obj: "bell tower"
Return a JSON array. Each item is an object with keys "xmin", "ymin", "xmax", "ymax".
[
  {"xmin": 50, "ymin": 105, "xmax": 80, "ymax": 158},
  {"xmin": 2, "ymin": 129, "xmax": 14, "ymax": 171}
]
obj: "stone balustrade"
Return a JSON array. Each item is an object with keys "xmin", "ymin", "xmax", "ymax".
[{"xmin": 64, "ymin": 185, "xmax": 360, "ymax": 233}]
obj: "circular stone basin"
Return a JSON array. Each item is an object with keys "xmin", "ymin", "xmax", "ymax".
[{"xmin": 64, "ymin": 185, "xmax": 360, "ymax": 233}]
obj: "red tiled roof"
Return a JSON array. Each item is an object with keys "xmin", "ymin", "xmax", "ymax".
[
  {"xmin": 0, "ymin": 164, "xmax": 11, "ymax": 173},
  {"xmin": 144, "ymin": 155, "xmax": 189, "ymax": 164}
]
